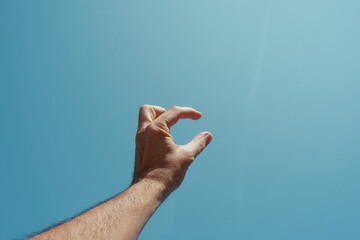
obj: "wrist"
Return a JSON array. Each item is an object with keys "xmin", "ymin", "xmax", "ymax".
[
  {"xmin": 135, "ymin": 177, "xmax": 172, "ymax": 202},
  {"xmin": 138, "ymin": 167, "xmax": 185, "ymax": 193}
]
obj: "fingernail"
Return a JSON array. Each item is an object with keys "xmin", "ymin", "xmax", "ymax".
[{"xmin": 204, "ymin": 132, "xmax": 213, "ymax": 146}]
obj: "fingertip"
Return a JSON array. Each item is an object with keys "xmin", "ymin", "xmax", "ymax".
[
  {"xmin": 193, "ymin": 111, "xmax": 202, "ymax": 119},
  {"xmin": 185, "ymin": 106, "xmax": 202, "ymax": 118},
  {"xmin": 185, "ymin": 109, "xmax": 202, "ymax": 120},
  {"xmin": 158, "ymin": 106, "xmax": 167, "ymax": 112},
  {"xmin": 203, "ymin": 132, "xmax": 213, "ymax": 146}
]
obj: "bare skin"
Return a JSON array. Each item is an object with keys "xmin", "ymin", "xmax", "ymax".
[{"xmin": 30, "ymin": 105, "xmax": 213, "ymax": 240}]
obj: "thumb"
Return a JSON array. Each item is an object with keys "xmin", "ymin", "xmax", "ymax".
[{"xmin": 183, "ymin": 132, "xmax": 213, "ymax": 157}]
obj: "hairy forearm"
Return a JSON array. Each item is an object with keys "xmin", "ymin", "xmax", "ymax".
[{"xmin": 30, "ymin": 178, "xmax": 169, "ymax": 240}]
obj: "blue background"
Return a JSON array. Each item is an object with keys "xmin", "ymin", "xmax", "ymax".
[{"xmin": 1, "ymin": 0, "xmax": 360, "ymax": 239}]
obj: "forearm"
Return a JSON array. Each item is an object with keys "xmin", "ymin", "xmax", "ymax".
[{"xmin": 31, "ymin": 178, "xmax": 169, "ymax": 240}]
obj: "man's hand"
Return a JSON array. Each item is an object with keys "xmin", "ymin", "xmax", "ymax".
[
  {"xmin": 133, "ymin": 105, "xmax": 213, "ymax": 193},
  {"xmin": 29, "ymin": 105, "xmax": 212, "ymax": 240}
]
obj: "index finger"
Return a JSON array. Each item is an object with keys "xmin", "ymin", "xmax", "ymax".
[
  {"xmin": 137, "ymin": 105, "xmax": 166, "ymax": 133},
  {"xmin": 152, "ymin": 106, "xmax": 202, "ymax": 132}
]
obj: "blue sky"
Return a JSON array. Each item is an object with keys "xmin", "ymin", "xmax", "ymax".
[{"xmin": 1, "ymin": 0, "xmax": 360, "ymax": 239}]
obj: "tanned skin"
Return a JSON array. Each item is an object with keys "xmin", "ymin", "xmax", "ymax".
[{"xmin": 30, "ymin": 105, "xmax": 213, "ymax": 240}]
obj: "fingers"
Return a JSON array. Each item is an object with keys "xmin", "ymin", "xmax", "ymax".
[
  {"xmin": 153, "ymin": 106, "xmax": 202, "ymax": 132},
  {"xmin": 137, "ymin": 105, "xmax": 166, "ymax": 133},
  {"xmin": 183, "ymin": 132, "xmax": 213, "ymax": 157}
]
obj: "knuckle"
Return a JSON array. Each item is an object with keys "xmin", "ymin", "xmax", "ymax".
[
  {"xmin": 198, "ymin": 137, "xmax": 207, "ymax": 149},
  {"xmin": 170, "ymin": 106, "xmax": 179, "ymax": 111},
  {"xmin": 146, "ymin": 123, "xmax": 158, "ymax": 133},
  {"xmin": 140, "ymin": 104, "xmax": 150, "ymax": 112}
]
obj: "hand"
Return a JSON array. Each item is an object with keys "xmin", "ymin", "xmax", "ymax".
[{"xmin": 133, "ymin": 105, "xmax": 213, "ymax": 194}]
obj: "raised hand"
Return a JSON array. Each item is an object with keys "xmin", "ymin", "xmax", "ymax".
[{"xmin": 133, "ymin": 105, "xmax": 213, "ymax": 193}]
